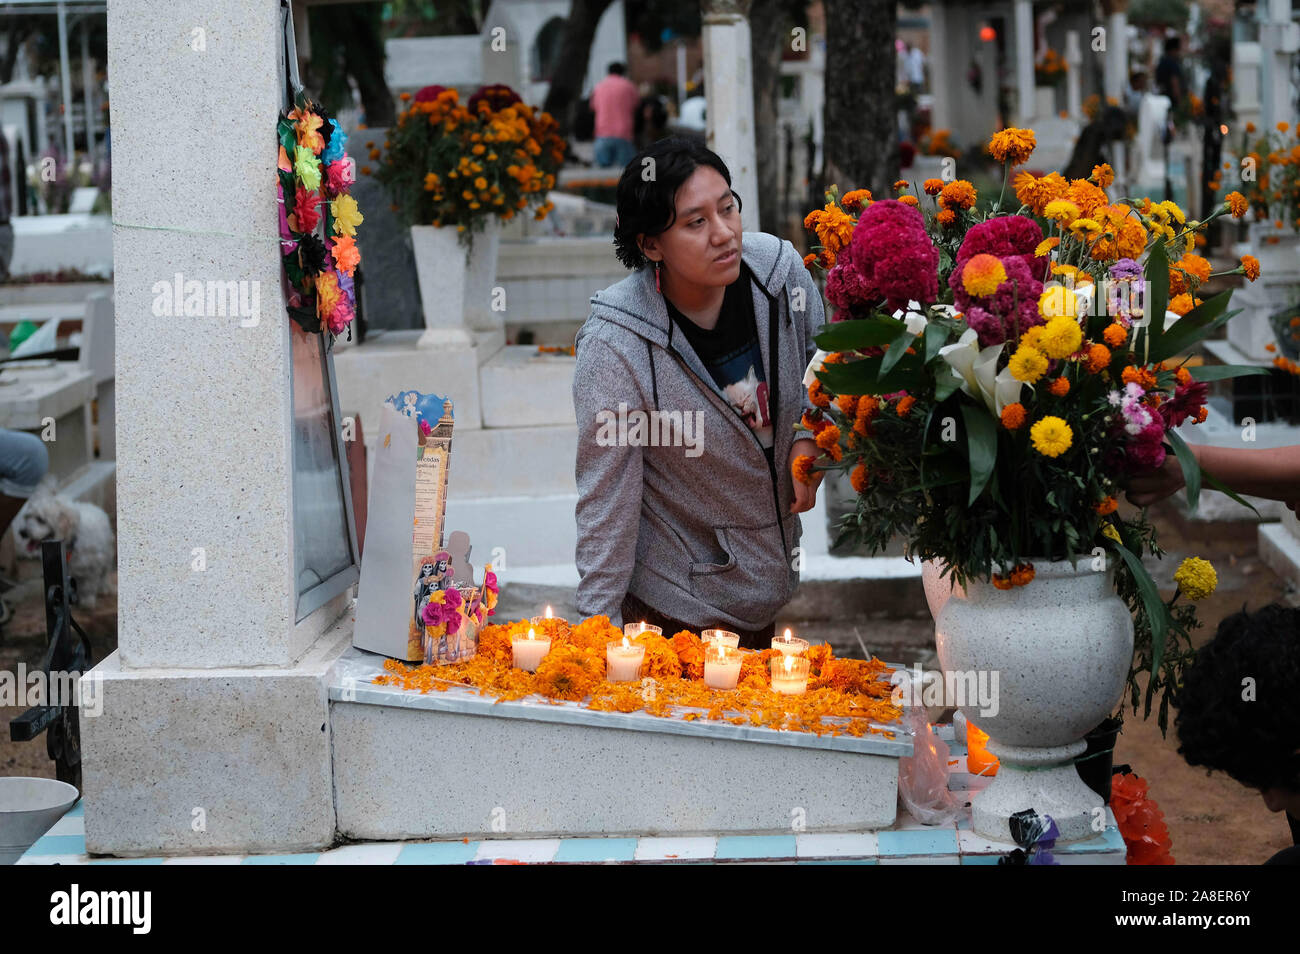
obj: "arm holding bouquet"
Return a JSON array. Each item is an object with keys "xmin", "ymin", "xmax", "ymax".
[{"xmin": 1127, "ymin": 444, "xmax": 1300, "ymax": 512}]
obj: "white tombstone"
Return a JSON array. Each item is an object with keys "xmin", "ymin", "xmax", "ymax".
[{"xmin": 702, "ymin": 0, "xmax": 759, "ymax": 232}]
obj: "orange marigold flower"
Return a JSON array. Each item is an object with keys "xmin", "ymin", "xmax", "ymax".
[
  {"xmin": 792, "ymin": 454, "xmax": 816, "ymax": 485},
  {"xmin": 1095, "ymin": 496, "xmax": 1118, "ymax": 515},
  {"xmin": 988, "ymin": 127, "xmax": 1037, "ymax": 165},
  {"xmin": 840, "ymin": 188, "xmax": 872, "ymax": 212},
  {"xmin": 1091, "ymin": 163, "xmax": 1115, "ymax": 188},
  {"xmin": 1035, "ymin": 237, "xmax": 1061, "ymax": 257},
  {"xmin": 803, "ymin": 252, "xmax": 818, "ymax": 268},
  {"xmin": 1000, "ymin": 402, "xmax": 1027, "ymax": 430},
  {"xmin": 923, "ymin": 178, "xmax": 945, "ymax": 195},
  {"xmin": 893, "ymin": 179, "xmax": 909, "ymax": 191},
  {"xmin": 1169, "ymin": 293, "xmax": 1197, "ymax": 316},
  {"xmin": 1225, "ymin": 191, "xmax": 1248, "ymax": 218},
  {"xmin": 896, "ymin": 395, "xmax": 917, "ymax": 417},
  {"xmin": 815, "ymin": 424, "xmax": 841, "ymax": 454},
  {"xmin": 898, "ymin": 195, "xmax": 919, "ymax": 206},
  {"xmin": 835, "ymin": 394, "xmax": 859, "ymax": 417},
  {"xmin": 824, "ymin": 351, "xmax": 846, "ymax": 364},
  {"xmin": 1195, "ymin": 406, "xmax": 1208, "ymax": 423},
  {"xmin": 940, "ymin": 179, "xmax": 978, "ymax": 210},
  {"xmin": 1122, "ymin": 365, "xmax": 1158, "ymax": 388},
  {"xmin": 1086, "ymin": 343, "xmax": 1112, "ymax": 373},
  {"xmin": 801, "ymin": 410, "xmax": 830, "ymax": 434},
  {"xmin": 1048, "ymin": 376, "xmax": 1070, "ymax": 396},
  {"xmin": 936, "ymin": 208, "xmax": 957, "ymax": 226},
  {"xmin": 1103, "ymin": 323, "xmax": 1128, "ymax": 348},
  {"xmin": 991, "ymin": 574, "xmax": 1014, "ymax": 590},
  {"xmin": 850, "ymin": 462, "xmax": 869, "ymax": 494},
  {"xmin": 1009, "ymin": 563, "xmax": 1036, "ymax": 587},
  {"xmin": 1176, "ymin": 366, "xmax": 1192, "ymax": 385},
  {"xmin": 961, "ymin": 253, "xmax": 1008, "ymax": 297},
  {"xmin": 1241, "ymin": 254, "xmax": 1261, "ymax": 281},
  {"xmin": 808, "ymin": 379, "xmax": 832, "ymax": 409}
]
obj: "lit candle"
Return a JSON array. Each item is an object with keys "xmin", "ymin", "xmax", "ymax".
[
  {"xmin": 510, "ymin": 626, "xmax": 551, "ymax": 672},
  {"xmin": 966, "ymin": 720, "xmax": 1000, "ymax": 776},
  {"xmin": 529, "ymin": 604, "xmax": 568, "ymax": 628},
  {"xmin": 703, "ymin": 643, "xmax": 743, "ymax": 690},
  {"xmin": 623, "ymin": 620, "xmax": 662, "ymax": 639},
  {"xmin": 769, "ymin": 653, "xmax": 810, "ymax": 695},
  {"xmin": 701, "ymin": 629, "xmax": 740, "ymax": 650},
  {"xmin": 771, "ymin": 627, "xmax": 809, "ymax": 657},
  {"xmin": 606, "ymin": 636, "xmax": 646, "ymax": 682}
]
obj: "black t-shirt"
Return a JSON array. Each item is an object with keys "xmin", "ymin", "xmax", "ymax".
[{"xmin": 664, "ymin": 264, "xmax": 774, "ymax": 462}]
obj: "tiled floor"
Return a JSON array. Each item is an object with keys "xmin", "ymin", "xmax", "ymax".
[{"xmin": 17, "ymin": 728, "xmax": 1127, "ymax": 865}]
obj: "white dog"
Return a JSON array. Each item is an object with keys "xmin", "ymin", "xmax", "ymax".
[{"xmin": 12, "ymin": 483, "xmax": 116, "ymax": 608}]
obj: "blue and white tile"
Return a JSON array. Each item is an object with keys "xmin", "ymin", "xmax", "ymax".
[
  {"xmin": 879, "ymin": 854, "xmax": 960, "ymax": 865},
  {"xmin": 633, "ymin": 836, "xmax": 717, "ymax": 861},
  {"xmin": 394, "ymin": 841, "xmax": 481, "ymax": 865},
  {"xmin": 474, "ymin": 839, "xmax": 561, "ymax": 863},
  {"xmin": 316, "ymin": 843, "xmax": 403, "ymax": 865},
  {"xmin": 162, "ymin": 854, "xmax": 245, "ymax": 864},
  {"xmin": 552, "ymin": 838, "xmax": 638, "ymax": 864},
  {"xmin": 714, "ymin": 835, "xmax": 797, "ymax": 861},
  {"xmin": 877, "ymin": 827, "xmax": 959, "ymax": 856},
  {"xmin": 796, "ymin": 832, "xmax": 878, "ymax": 858}
]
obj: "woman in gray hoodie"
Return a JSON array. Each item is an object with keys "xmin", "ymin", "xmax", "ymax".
[{"xmin": 573, "ymin": 137, "xmax": 827, "ymax": 647}]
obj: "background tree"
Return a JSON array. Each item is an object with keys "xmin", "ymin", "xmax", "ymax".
[
  {"xmin": 542, "ymin": 0, "xmax": 617, "ymax": 141},
  {"xmin": 749, "ymin": 0, "xmax": 806, "ymax": 235},
  {"xmin": 821, "ymin": 0, "xmax": 897, "ymax": 200}
]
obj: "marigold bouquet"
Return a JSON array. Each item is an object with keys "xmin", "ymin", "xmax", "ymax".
[
  {"xmin": 1234, "ymin": 120, "xmax": 1300, "ymax": 231},
  {"xmin": 370, "ymin": 83, "xmax": 566, "ymax": 248},
  {"xmin": 798, "ymin": 130, "xmax": 1263, "ymax": 727}
]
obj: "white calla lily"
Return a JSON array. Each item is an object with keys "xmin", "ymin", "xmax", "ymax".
[
  {"xmin": 803, "ymin": 348, "xmax": 830, "ymax": 387},
  {"xmin": 939, "ymin": 329, "xmax": 1023, "ymax": 416},
  {"xmin": 892, "ymin": 301, "xmax": 929, "ymax": 337},
  {"xmin": 938, "ymin": 328, "xmax": 981, "ymax": 398},
  {"xmin": 1073, "ymin": 283, "xmax": 1095, "ymax": 321}
]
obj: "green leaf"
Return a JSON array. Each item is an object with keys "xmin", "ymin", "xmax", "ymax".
[
  {"xmin": 1112, "ymin": 542, "xmax": 1169, "ymax": 674},
  {"xmin": 1154, "ymin": 292, "xmax": 1236, "ymax": 362},
  {"xmin": 816, "ymin": 351, "xmax": 924, "ymax": 396},
  {"xmin": 1166, "ymin": 429, "xmax": 1201, "ymax": 512},
  {"xmin": 1188, "ymin": 363, "xmax": 1271, "ymax": 382},
  {"xmin": 959, "ymin": 402, "xmax": 997, "ymax": 506},
  {"xmin": 923, "ymin": 322, "xmax": 949, "ymax": 364},
  {"xmin": 814, "ymin": 316, "xmax": 906, "ymax": 352},
  {"xmin": 1202, "ymin": 470, "xmax": 1261, "ymax": 517},
  {"xmin": 1136, "ymin": 241, "xmax": 1169, "ymax": 359},
  {"xmin": 880, "ymin": 326, "xmax": 916, "ymax": 376},
  {"xmin": 933, "ymin": 369, "xmax": 961, "ymax": 402}
]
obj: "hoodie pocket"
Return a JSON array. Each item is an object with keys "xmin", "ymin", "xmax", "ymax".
[{"xmin": 688, "ymin": 522, "xmax": 794, "ymax": 626}]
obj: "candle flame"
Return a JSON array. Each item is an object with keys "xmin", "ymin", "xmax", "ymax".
[
  {"xmin": 622, "ymin": 635, "xmax": 631, "ymax": 649},
  {"xmin": 784, "ymin": 654, "xmax": 795, "ymax": 673},
  {"xmin": 544, "ymin": 605, "xmax": 553, "ymax": 619},
  {"xmin": 783, "ymin": 627, "xmax": 792, "ymax": 642},
  {"xmin": 528, "ymin": 627, "xmax": 537, "ymax": 640}
]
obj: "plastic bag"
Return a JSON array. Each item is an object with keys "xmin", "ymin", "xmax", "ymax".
[{"xmin": 896, "ymin": 674, "xmax": 962, "ymax": 825}]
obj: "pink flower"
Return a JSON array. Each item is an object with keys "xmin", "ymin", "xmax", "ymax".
[
  {"xmin": 292, "ymin": 186, "xmax": 321, "ymax": 234},
  {"xmin": 949, "ymin": 254, "xmax": 1044, "ymax": 347},
  {"xmin": 326, "ymin": 296, "xmax": 354, "ymax": 336},
  {"xmin": 324, "ymin": 159, "xmax": 355, "ymax": 197},
  {"xmin": 484, "ymin": 569, "xmax": 498, "ymax": 593},
  {"xmin": 844, "ymin": 199, "xmax": 939, "ymax": 310},
  {"xmin": 1158, "ymin": 379, "xmax": 1209, "ymax": 429},
  {"xmin": 956, "ymin": 215, "xmax": 1049, "ymax": 282},
  {"xmin": 419, "ymin": 418, "xmax": 432, "ymax": 437}
]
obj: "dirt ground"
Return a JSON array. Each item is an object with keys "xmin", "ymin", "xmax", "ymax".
[{"xmin": 2, "ymin": 497, "xmax": 1296, "ymax": 864}]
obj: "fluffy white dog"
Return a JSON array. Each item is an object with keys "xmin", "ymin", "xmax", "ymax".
[{"xmin": 12, "ymin": 483, "xmax": 116, "ymax": 608}]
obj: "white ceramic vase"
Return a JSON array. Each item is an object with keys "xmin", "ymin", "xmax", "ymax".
[
  {"xmin": 934, "ymin": 556, "xmax": 1133, "ymax": 843},
  {"xmin": 920, "ymin": 558, "xmax": 965, "ymax": 622},
  {"xmin": 410, "ymin": 219, "xmax": 502, "ymax": 350}
]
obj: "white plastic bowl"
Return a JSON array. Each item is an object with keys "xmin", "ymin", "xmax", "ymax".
[{"xmin": 0, "ymin": 777, "xmax": 80, "ymax": 864}]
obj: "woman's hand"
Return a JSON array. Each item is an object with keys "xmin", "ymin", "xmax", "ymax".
[
  {"xmin": 1125, "ymin": 455, "xmax": 1186, "ymax": 507},
  {"xmin": 789, "ymin": 437, "xmax": 824, "ymax": 514}
]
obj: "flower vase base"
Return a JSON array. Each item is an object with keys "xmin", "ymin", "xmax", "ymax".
[{"xmin": 971, "ymin": 738, "xmax": 1103, "ymax": 844}]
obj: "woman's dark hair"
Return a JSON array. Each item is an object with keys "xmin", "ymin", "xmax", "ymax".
[
  {"xmin": 1175, "ymin": 603, "xmax": 1300, "ymax": 793},
  {"xmin": 612, "ymin": 136, "xmax": 743, "ymax": 271}
]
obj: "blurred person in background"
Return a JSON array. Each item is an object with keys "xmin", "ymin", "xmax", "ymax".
[{"xmin": 591, "ymin": 62, "xmax": 641, "ymax": 169}]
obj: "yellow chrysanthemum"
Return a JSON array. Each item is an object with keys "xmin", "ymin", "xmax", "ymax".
[
  {"xmin": 1038, "ymin": 285, "xmax": 1078, "ymax": 320},
  {"xmin": 330, "ymin": 193, "xmax": 364, "ymax": 237},
  {"xmin": 1159, "ymin": 200, "xmax": 1186, "ymax": 227},
  {"xmin": 961, "ymin": 253, "xmax": 1007, "ymax": 297},
  {"xmin": 1008, "ymin": 346, "xmax": 1049, "ymax": 383},
  {"xmin": 1030, "ymin": 415, "xmax": 1073, "ymax": 457},
  {"xmin": 1039, "ymin": 316, "xmax": 1084, "ymax": 360},
  {"xmin": 1173, "ymin": 557, "xmax": 1217, "ymax": 601},
  {"xmin": 1101, "ymin": 523, "xmax": 1122, "ymax": 543},
  {"xmin": 1020, "ymin": 326, "xmax": 1045, "ymax": 350},
  {"xmin": 1068, "ymin": 217, "xmax": 1103, "ymax": 241},
  {"xmin": 1043, "ymin": 199, "xmax": 1081, "ymax": 224},
  {"xmin": 1034, "ymin": 237, "xmax": 1061, "ymax": 257}
]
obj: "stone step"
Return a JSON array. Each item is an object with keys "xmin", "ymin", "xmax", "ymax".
[
  {"xmin": 478, "ymin": 345, "xmax": 576, "ymax": 428},
  {"xmin": 444, "ymin": 424, "xmax": 577, "ymax": 500}
]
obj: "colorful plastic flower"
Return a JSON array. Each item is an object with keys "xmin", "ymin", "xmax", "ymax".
[
  {"xmin": 330, "ymin": 193, "xmax": 364, "ymax": 237},
  {"xmin": 294, "ymin": 145, "xmax": 321, "ymax": 191},
  {"xmin": 331, "ymin": 234, "xmax": 360, "ymax": 276}
]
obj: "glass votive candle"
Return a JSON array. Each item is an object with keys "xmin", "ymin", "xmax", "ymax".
[
  {"xmin": 623, "ymin": 621, "xmax": 662, "ymax": 639},
  {"xmin": 703, "ymin": 643, "xmax": 743, "ymax": 690},
  {"xmin": 771, "ymin": 628, "xmax": 809, "ymax": 657},
  {"xmin": 606, "ymin": 637, "xmax": 646, "ymax": 682},
  {"xmin": 769, "ymin": 654, "xmax": 810, "ymax": 695},
  {"xmin": 529, "ymin": 604, "xmax": 568, "ymax": 628},
  {"xmin": 510, "ymin": 627, "xmax": 551, "ymax": 672},
  {"xmin": 701, "ymin": 629, "xmax": 740, "ymax": 650}
]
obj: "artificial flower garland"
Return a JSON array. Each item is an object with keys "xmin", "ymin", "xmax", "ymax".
[{"xmin": 277, "ymin": 92, "xmax": 364, "ymax": 341}]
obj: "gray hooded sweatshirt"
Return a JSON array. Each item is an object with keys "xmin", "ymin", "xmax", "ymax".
[{"xmin": 573, "ymin": 231, "xmax": 826, "ymax": 630}]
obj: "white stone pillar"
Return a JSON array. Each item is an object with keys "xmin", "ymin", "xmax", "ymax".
[
  {"xmin": 1259, "ymin": 0, "xmax": 1298, "ymax": 133},
  {"xmin": 1064, "ymin": 29, "xmax": 1082, "ymax": 119},
  {"xmin": 929, "ymin": 3, "xmax": 950, "ymax": 131},
  {"xmin": 56, "ymin": 1, "xmax": 75, "ymax": 162},
  {"xmin": 1104, "ymin": 10, "xmax": 1128, "ymax": 103},
  {"xmin": 702, "ymin": 0, "xmax": 760, "ymax": 232},
  {"xmin": 81, "ymin": 22, "xmax": 96, "ymax": 172},
  {"xmin": 1014, "ymin": 0, "xmax": 1036, "ymax": 123},
  {"xmin": 82, "ymin": 0, "xmax": 351, "ymax": 857}
]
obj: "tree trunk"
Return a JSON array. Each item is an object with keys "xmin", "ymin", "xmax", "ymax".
[
  {"xmin": 342, "ymin": 8, "xmax": 396, "ymax": 128},
  {"xmin": 821, "ymin": 0, "xmax": 897, "ymax": 200},
  {"xmin": 749, "ymin": 0, "xmax": 789, "ymax": 235},
  {"xmin": 542, "ymin": 0, "xmax": 616, "ymax": 140}
]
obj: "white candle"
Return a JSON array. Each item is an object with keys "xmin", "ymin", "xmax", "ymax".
[
  {"xmin": 769, "ymin": 653, "xmax": 810, "ymax": 695},
  {"xmin": 606, "ymin": 636, "xmax": 646, "ymax": 682},
  {"xmin": 701, "ymin": 629, "xmax": 740, "ymax": 650},
  {"xmin": 530, "ymin": 604, "xmax": 568, "ymax": 628},
  {"xmin": 511, "ymin": 626, "xmax": 551, "ymax": 672},
  {"xmin": 703, "ymin": 644, "xmax": 742, "ymax": 690},
  {"xmin": 623, "ymin": 621, "xmax": 662, "ymax": 639},
  {"xmin": 771, "ymin": 627, "xmax": 809, "ymax": 657}
]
